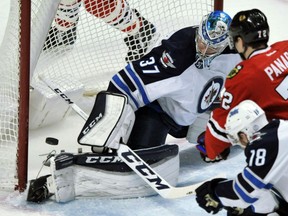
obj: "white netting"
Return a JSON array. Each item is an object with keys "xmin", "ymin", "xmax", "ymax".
[
  {"xmin": 31, "ymin": 0, "xmax": 215, "ymax": 95},
  {"xmin": 0, "ymin": 0, "xmax": 216, "ymax": 191},
  {"xmin": 0, "ymin": 0, "xmax": 21, "ymax": 190}
]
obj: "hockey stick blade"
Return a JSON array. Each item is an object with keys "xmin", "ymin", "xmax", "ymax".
[{"xmin": 39, "ymin": 75, "xmax": 225, "ymax": 199}]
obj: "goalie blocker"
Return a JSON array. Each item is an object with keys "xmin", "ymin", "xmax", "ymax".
[
  {"xmin": 77, "ymin": 91, "xmax": 135, "ymax": 152},
  {"xmin": 27, "ymin": 144, "xmax": 180, "ymax": 203}
]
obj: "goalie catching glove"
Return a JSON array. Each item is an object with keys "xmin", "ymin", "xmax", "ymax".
[
  {"xmin": 77, "ymin": 91, "xmax": 135, "ymax": 152},
  {"xmin": 196, "ymin": 131, "xmax": 230, "ymax": 163}
]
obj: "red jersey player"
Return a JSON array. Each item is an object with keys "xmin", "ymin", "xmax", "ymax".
[
  {"xmin": 43, "ymin": 0, "xmax": 158, "ymax": 62},
  {"xmin": 199, "ymin": 9, "xmax": 288, "ymax": 161}
]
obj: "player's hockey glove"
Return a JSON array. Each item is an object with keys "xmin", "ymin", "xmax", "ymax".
[
  {"xmin": 196, "ymin": 131, "xmax": 230, "ymax": 163},
  {"xmin": 27, "ymin": 175, "xmax": 53, "ymax": 203},
  {"xmin": 196, "ymin": 182, "xmax": 268, "ymax": 216},
  {"xmin": 225, "ymin": 206, "xmax": 268, "ymax": 216},
  {"xmin": 225, "ymin": 207, "xmax": 244, "ymax": 215},
  {"xmin": 195, "ymin": 178, "xmax": 226, "ymax": 214}
]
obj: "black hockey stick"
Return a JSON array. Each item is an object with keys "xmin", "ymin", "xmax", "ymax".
[{"xmin": 39, "ymin": 76, "xmax": 224, "ymax": 199}]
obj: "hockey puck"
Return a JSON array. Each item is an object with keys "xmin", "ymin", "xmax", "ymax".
[{"xmin": 45, "ymin": 137, "xmax": 59, "ymax": 145}]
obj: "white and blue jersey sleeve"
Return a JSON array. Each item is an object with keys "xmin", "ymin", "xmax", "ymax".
[{"xmin": 111, "ymin": 63, "xmax": 151, "ymax": 109}]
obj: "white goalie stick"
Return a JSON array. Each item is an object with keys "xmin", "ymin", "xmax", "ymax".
[{"xmin": 40, "ymin": 76, "xmax": 225, "ymax": 199}]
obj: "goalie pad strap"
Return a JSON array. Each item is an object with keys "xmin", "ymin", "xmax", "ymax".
[
  {"xmin": 51, "ymin": 144, "xmax": 179, "ymax": 172},
  {"xmin": 74, "ymin": 144, "xmax": 179, "ymax": 172}
]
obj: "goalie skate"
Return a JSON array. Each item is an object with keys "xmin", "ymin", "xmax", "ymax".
[
  {"xmin": 47, "ymin": 144, "xmax": 180, "ymax": 201},
  {"xmin": 124, "ymin": 9, "xmax": 160, "ymax": 62}
]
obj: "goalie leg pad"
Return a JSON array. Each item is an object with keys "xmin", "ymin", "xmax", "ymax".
[
  {"xmin": 44, "ymin": 145, "xmax": 179, "ymax": 200},
  {"xmin": 78, "ymin": 91, "xmax": 135, "ymax": 151},
  {"xmin": 73, "ymin": 144, "xmax": 180, "ymax": 198}
]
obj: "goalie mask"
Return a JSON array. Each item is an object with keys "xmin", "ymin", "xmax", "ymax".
[
  {"xmin": 225, "ymin": 100, "xmax": 268, "ymax": 148},
  {"xmin": 196, "ymin": 10, "xmax": 231, "ymax": 59}
]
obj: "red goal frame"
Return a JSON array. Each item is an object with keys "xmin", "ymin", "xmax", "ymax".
[{"xmin": 17, "ymin": 0, "xmax": 31, "ymax": 192}]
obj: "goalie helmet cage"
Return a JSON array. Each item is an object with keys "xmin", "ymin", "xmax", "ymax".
[{"xmin": 0, "ymin": 0, "xmax": 223, "ymax": 192}]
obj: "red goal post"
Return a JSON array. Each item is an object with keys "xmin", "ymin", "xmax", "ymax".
[{"xmin": 0, "ymin": 0, "xmax": 223, "ymax": 192}]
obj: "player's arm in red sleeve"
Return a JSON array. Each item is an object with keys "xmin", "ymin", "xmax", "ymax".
[
  {"xmin": 195, "ymin": 102, "xmax": 232, "ymax": 162},
  {"xmin": 205, "ymin": 108, "xmax": 231, "ymax": 159},
  {"xmin": 201, "ymin": 63, "xmax": 253, "ymax": 160},
  {"xmin": 204, "ymin": 83, "xmax": 243, "ymax": 160}
]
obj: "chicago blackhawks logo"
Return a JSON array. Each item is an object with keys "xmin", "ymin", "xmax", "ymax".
[
  {"xmin": 227, "ymin": 65, "xmax": 243, "ymax": 79},
  {"xmin": 197, "ymin": 77, "xmax": 223, "ymax": 113}
]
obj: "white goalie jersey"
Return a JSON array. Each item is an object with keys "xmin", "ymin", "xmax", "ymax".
[{"xmin": 109, "ymin": 27, "xmax": 242, "ymax": 126}]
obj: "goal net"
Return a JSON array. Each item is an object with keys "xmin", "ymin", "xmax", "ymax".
[{"xmin": 0, "ymin": 0, "xmax": 222, "ymax": 191}]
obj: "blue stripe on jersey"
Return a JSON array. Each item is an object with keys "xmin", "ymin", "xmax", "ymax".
[
  {"xmin": 234, "ymin": 181, "xmax": 258, "ymax": 203},
  {"xmin": 125, "ymin": 64, "xmax": 150, "ymax": 105},
  {"xmin": 243, "ymin": 168, "xmax": 273, "ymax": 190},
  {"xmin": 112, "ymin": 74, "xmax": 139, "ymax": 108}
]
